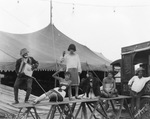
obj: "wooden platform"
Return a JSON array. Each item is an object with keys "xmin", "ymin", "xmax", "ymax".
[
  {"xmin": 0, "ymin": 84, "xmax": 50, "ymax": 119},
  {"xmin": 11, "ymin": 95, "xmax": 133, "ymax": 119},
  {"xmin": 12, "ymin": 95, "xmax": 132, "ymax": 108}
]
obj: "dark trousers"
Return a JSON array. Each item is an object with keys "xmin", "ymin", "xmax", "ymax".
[
  {"xmin": 14, "ymin": 76, "xmax": 33, "ymax": 102},
  {"xmin": 130, "ymin": 90, "xmax": 144, "ymax": 113}
]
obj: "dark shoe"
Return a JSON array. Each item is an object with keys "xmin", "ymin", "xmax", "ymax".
[
  {"xmin": 24, "ymin": 101, "xmax": 29, "ymax": 103},
  {"xmin": 69, "ymin": 97, "xmax": 74, "ymax": 101},
  {"xmin": 75, "ymin": 96, "xmax": 81, "ymax": 99},
  {"xmin": 32, "ymin": 101, "xmax": 40, "ymax": 105},
  {"xmin": 12, "ymin": 101, "xmax": 19, "ymax": 105}
]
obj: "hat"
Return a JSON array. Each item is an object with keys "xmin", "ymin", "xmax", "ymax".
[
  {"xmin": 20, "ymin": 48, "xmax": 29, "ymax": 56},
  {"xmin": 68, "ymin": 44, "xmax": 76, "ymax": 51},
  {"xmin": 135, "ymin": 67, "xmax": 144, "ymax": 75},
  {"xmin": 107, "ymin": 71, "xmax": 114, "ymax": 75}
]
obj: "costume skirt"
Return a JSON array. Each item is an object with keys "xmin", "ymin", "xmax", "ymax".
[{"xmin": 68, "ymin": 68, "xmax": 80, "ymax": 86}]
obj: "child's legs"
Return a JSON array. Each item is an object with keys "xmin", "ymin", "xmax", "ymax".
[
  {"xmin": 75, "ymin": 85, "xmax": 79, "ymax": 97},
  {"xmin": 34, "ymin": 90, "xmax": 53, "ymax": 102},
  {"xmin": 46, "ymin": 90, "xmax": 53, "ymax": 96},
  {"xmin": 68, "ymin": 86, "xmax": 72, "ymax": 100},
  {"xmin": 34, "ymin": 93, "xmax": 47, "ymax": 102},
  {"xmin": 101, "ymin": 90, "xmax": 109, "ymax": 98}
]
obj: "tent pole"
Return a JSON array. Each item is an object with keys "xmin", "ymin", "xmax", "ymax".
[
  {"xmin": 104, "ymin": 71, "xmax": 106, "ymax": 77},
  {"xmin": 50, "ymin": 0, "xmax": 57, "ymax": 87},
  {"xmin": 50, "ymin": 0, "xmax": 53, "ymax": 24},
  {"xmin": 54, "ymin": 61, "xmax": 59, "ymax": 88}
]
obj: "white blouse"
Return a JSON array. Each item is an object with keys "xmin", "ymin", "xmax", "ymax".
[{"xmin": 60, "ymin": 53, "xmax": 82, "ymax": 73}]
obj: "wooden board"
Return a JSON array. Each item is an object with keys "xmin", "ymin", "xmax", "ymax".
[
  {"xmin": 12, "ymin": 95, "xmax": 132, "ymax": 108},
  {"xmin": 0, "ymin": 84, "xmax": 50, "ymax": 115}
]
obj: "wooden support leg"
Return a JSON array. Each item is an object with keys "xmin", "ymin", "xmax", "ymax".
[
  {"xmin": 15, "ymin": 108, "xmax": 23, "ymax": 119},
  {"xmin": 116, "ymin": 99, "xmax": 124, "ymax": 119},
  {"xmin": 109, "ymin": 100, "xmax": 118, "ymax": 117},
  {"xmin": 29, "ymin": 111, "xmax": 36, "ymax": 119},
  {"xmin": 71, "ymin": 103, "xmax": 76, "ymax": 112},
  {"xmin": 75, "ymin": 103, "xmax": 82, "ymax": 119},
  {"xmin": 81, "ymin": 102, "xmax": 87, "ymax": 119},
  {"xmin": 50, "ymin": 105, "xmax": 56, "ymax": 119},
  {"xmin": 57, "ymin": 105, "xmax": 65, "ymax": 119},
  {"xmin": 24, "ymin": 108, "xmax": 31, "ymax": 119},
  {"xmin": 46, "ymin": 106, "xmax": 54, "ymax": 119},
  {"xmin": 124, "ymin": 99, "xmax": 134, "ymax": 119},
  {"xmin": 110, "ymin": 100, "xmax": 116, "ymax": 111},
  {"xmin": 89, "ymin": 102, "xmax": 99, "ymax": 119},
  {"xmin": 86, "ymin": 103, "xmax": 97, "ymax": 119},
  {"xmin": 67, "ymin": 104, "xmax": 75, "ymax": 119},
  {"xmin": 88, "ymin": 102, "xmax": 108, "ymax": 119},
  {"xmin": 32, "ymin": 107, "xmax": 40, "ymax": 119},
  {"xmin": 98, "ymin": 101, "xmax": 110, "ymax": 119}
]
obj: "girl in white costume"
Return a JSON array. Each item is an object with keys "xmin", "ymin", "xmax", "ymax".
[{"xmin": 33, "ymin": 68, "xmax": 71, "ymax": 104}]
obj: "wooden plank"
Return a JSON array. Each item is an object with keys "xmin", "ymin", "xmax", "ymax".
[
  {"xmin": 0, "ymin": 84, "xmax": 50, "ymax": 117},
  {"xmin": 142, "ymin": 95, "xmax": 150, "ymax": 98},
  {"xmin": 12, "ymin": 95, "xmax": 132, "ymax": 108}
]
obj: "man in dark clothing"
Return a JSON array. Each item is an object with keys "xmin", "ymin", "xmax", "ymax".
[
  {"xmin": 13, "ymin": 48, "xmax": 39, "ymax": 104},
  {"xmin": 80, "ymin": 72, "xmax": 101, "ymax": 98}
]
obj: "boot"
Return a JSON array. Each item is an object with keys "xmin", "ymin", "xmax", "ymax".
[
  {"xmin": 13, "ymin": 87, "xmax": 19, "ymax": 104},
  {"xmin": 25, "ymin": 88, "xmax": 32, "ymax": 103},
  {"xmin": 33, "ymin": 94, "xmax": 47, "ymax": 104},
  {"xmin": 25, "ymin": 93, "xmax": 30, "ymax": 103}
]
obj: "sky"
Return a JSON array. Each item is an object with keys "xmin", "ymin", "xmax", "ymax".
[{"xmin": 0, "ymin": 0, "xmax": 150, "ymax": 61}]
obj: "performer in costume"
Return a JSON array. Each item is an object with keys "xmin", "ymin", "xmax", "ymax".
[
  {"xmin": 101, "ymin": 71, "xmax": 118, "ymax": 98},
  {"xmin": 33, "ymin": 68, "xmax": 71, "ymax": 104},
  {"xmin": 60, "ymin": 44, "xmax": 82, "ymax": 100},
  {"xmin": 13, "ymin": 48, "xmax": 39, "ymax": 104}
]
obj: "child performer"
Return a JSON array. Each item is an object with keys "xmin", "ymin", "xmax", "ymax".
[
  {"xmin": 33, "ymin": 68, "xmax": 71, "ymax": 104},
  {"xmin": 101, "ymin": 71, "xmax": 118, "ymax": 98}
]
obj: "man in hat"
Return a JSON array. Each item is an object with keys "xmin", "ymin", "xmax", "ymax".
[
  {"xmin": 60, "ymin": 44, "xmax": 82, "ymax": 100},
  {"xmin": 128, "ymin": 67, "xmax": 150, "ymax": 114},
  {"xmin": 13, "ymin": 48, "xmax": 39, "ymax": 104}
]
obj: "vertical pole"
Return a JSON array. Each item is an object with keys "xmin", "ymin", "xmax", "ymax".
[
  {"xmin": 50, "ymin": 0, "xmax": 52, "ymax": 24},
  {"xmin": 50, "ymin": 0, "xmax": 58, "ymax": 88}
]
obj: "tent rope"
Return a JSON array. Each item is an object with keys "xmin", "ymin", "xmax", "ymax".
[
  {"xmin": 86, "ymin": 62, "xmax": 103, "ymax": 84},
  {"xmin": 0, "ymin": 48, "xmax": 17, "ymax": 60},
  {"xmin": 32, "ymin": 77, "xmax": 46, "ymax": 93},
  {"xmin": 32, "ymin": 76, "xmax": 58, "ymax": 101}
]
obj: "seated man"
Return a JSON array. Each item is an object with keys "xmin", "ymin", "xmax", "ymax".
[
  {"xmin": 33, "ymin": 68, "xmax": 71, "ymax": 104},
  {"xmin": 128, "ymin": 67, "xmax": 150, "ymax": 114},
  {"xmin": 101, "ymin": 71, "xmax": 118, "ymax": 98},
  {"xmin": 79, "ymin": 72, "xmax": 101, "ymax": 98}
]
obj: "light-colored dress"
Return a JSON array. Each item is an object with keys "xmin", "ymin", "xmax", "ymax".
[{"xmin": 61, "ymin": 53, "xmax": 82, "ymax": 86}]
